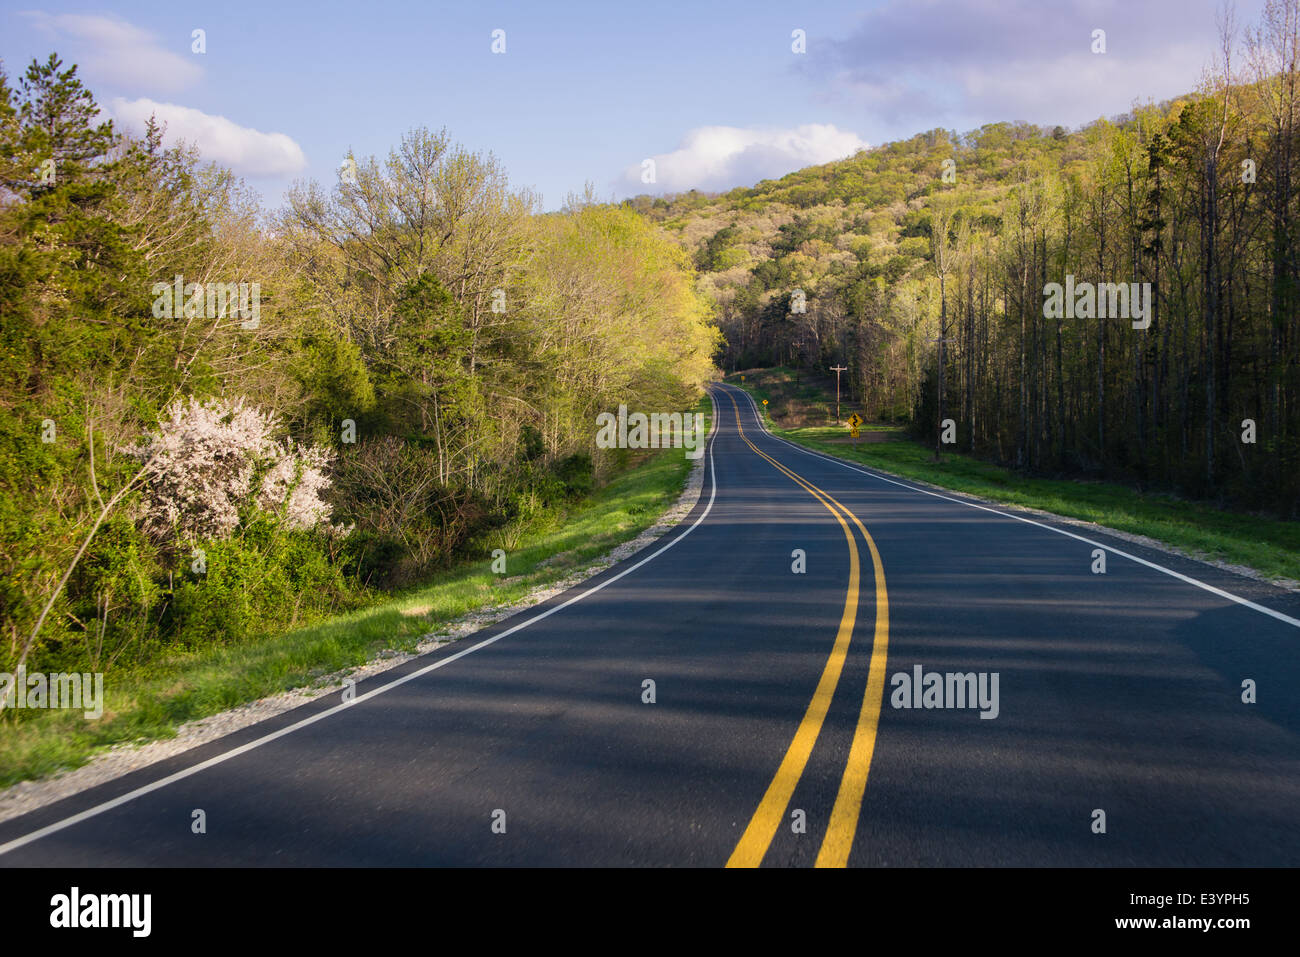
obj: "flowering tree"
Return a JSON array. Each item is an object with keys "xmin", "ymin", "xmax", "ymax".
[
  {"xmin": 130, "ymin": 396, "xmax": 335, "ymax": 542},
  {"xmin": 255, "ymin": 440, "xmax": 335, "ymax": 530}
]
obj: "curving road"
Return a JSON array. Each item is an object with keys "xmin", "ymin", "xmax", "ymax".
[{"xmin": 1, "ymin": 382, "xmax": 1298, "ymax": 866}]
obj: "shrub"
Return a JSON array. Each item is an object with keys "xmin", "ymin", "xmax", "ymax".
[
  {"xmin": 552, "ymin": 452, "xmax": 594, "ymax": 498},
  {"xmin": 331, "ymin": 437, "xmax": 502, "ymax": 587},
  {"xmin": 165, "ymin": 518, "xmax": 361, "ymax": 648},
  {"xmin": 128, "ymin": 396, "xmax": 337, "ymax": 545}
]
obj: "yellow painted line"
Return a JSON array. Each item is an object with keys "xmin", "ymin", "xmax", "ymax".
[
  {"xmin": 724, "ymin": 390, "xmax": 861, "ymax": 868},
  {"xmin": 815, "ymin": 517, "xmax": 889, "ymax": 867},
  {"xmin": 723, "ymin": 386, "xmax": 892, "ymax": 869}
]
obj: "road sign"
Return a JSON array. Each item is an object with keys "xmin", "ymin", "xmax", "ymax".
[
  {"xmin": 847, "ymin": 412, "xmax": 863, "ymax": 428},
  {"xmin": 850, "ymin": 428, "xmax": 860, "ymax": 438},
  {"xmin": 762, "ymin": 399, "xmax": 768, "ymax": 406}
]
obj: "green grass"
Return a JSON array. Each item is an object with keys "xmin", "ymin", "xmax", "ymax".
[
  {"xmin": 0, "ymin": 402, "xmax": 711, "ymax": 789},
  {"xmin": 728, "ymin": 368, "xmax": 1300, "ymax": 584}
]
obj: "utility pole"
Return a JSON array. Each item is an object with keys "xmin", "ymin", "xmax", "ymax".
[{"xmin": 830, "ymin": 365, "xmax": 848, "ymax": 424}]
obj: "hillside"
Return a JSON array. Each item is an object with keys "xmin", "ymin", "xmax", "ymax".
[{"xmin": 626, "ymin": 49, "xmax": 1300, "ymax": 516}]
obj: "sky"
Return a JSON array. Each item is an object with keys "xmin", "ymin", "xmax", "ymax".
[{"xmin": 0, "ymin": 0, "xmax": 1267, "ymax": 212}]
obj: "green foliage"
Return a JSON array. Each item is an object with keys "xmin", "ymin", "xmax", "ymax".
[
  {"xmin": 695, "ymin": 223, "xmax": 740, "ymax": 271},
  {"xmin": 0, "ymin": 49, "xmax": 719, "ymax": 687},
  {"xmin": 551, "ymin": 452, "xmax": 594, "ymax": 499},
  {"xmin": 166, "ymin": 521, "xmax": 360, "ymax": 650}
]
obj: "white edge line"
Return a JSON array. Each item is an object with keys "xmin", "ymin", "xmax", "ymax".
[
  {"xmin": 0, "ymin": 395, "xmax": 723, "ymax": 858},
  {"xmin": 725, "ymin": 384, "xmax": 1300, "ymax": 630}
]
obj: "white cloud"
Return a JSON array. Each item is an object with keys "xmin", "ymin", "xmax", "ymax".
[
  {"xmin": 813, "ymin": 0, "xmax": 1237, "ymax": 129},
  {"xmin": 110, "ymin": 98, "xmax": 307, "ymax": 178},
  {"xmin": 21, "ymin": 12, "xmax": 202, "ymax": 95},
  {"xmin": 620, "ymin": 124, "xmax": 870, "ymax": 195}
]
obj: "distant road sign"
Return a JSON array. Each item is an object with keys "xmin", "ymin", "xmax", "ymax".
[
  {"xmin": 848, "ymin": 412, "xmax": 863, "ymax": 428},
  {"xmin": 850, "ymin": 428, "xmax": 860, "ymax": 438},
  {"xmin": 762, "ymin": 399, "xmax": 768, "ymax": 406}
]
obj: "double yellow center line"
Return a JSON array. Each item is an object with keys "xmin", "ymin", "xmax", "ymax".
[{"xmin": 721, "ymin": 389, "xmax": 890, "ymax": 868}]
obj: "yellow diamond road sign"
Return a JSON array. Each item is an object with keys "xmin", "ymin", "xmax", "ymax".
[{"xmin": 848, "ymin": 413, "xmax": 863, "ymax": 428}]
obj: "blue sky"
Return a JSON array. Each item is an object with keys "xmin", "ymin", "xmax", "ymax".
[{"xmin": 1, "ymin": 0, "xmax": 1265, "ymax": 211}]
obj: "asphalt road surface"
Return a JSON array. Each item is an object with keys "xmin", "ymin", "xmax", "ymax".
[{"xmin": 2, "ymin": 382, "xmax": 1298, "ymax": 866}]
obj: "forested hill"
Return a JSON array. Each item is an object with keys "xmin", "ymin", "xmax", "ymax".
[{"xmin": 628, "ymin": 56, "xmax": 1300, "ymax": 515}]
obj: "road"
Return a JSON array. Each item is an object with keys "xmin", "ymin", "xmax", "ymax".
[{"xmin": 2, "ymin": 382, "xmax": 1298, "ymax": 866}]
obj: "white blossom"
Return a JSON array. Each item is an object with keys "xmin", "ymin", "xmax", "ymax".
[
  {"xmin": 129, "ymin": 396, "xmax": 335, "ymax": 541},
  {"xmin": 256, "ymin": 440, "xmax": 335, "ymax": 530}
]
